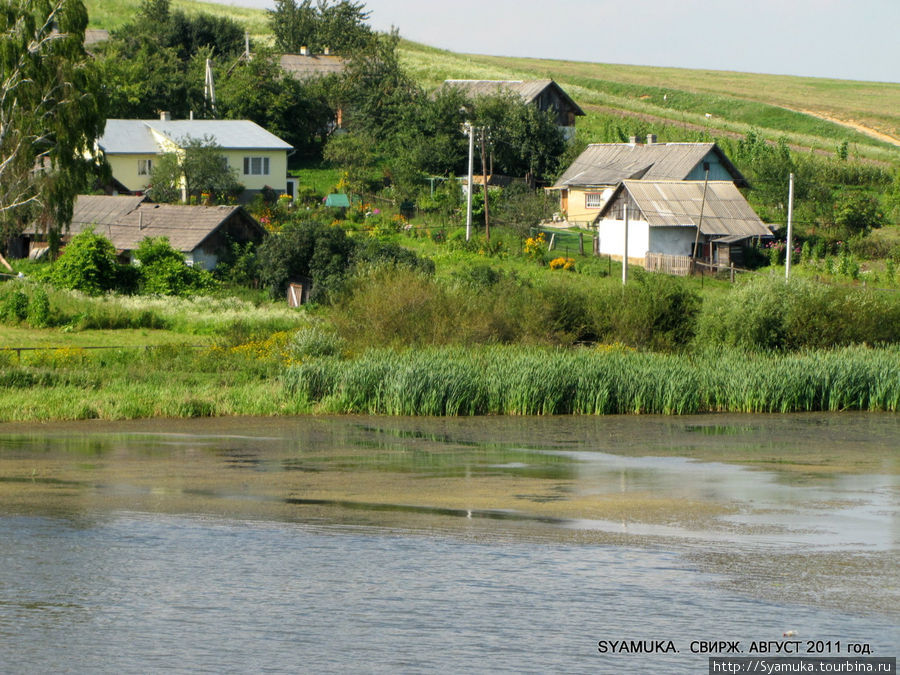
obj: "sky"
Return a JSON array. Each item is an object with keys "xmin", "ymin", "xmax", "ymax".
[{"xmin": 215, "ymin": 0, "xmax": 900, "ymax": 83}]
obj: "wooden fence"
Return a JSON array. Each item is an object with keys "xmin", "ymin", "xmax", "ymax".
[{"xmin": 644, "ymin": 252, "xmax": 692, "ymax": 276}]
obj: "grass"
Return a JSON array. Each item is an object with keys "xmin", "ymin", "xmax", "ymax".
[{"xmin": 284, "ymin": 344, "xmax": 900, "ymax": 416}]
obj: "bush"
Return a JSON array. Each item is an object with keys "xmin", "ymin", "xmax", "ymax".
[
  {"xmin": 134, "ymin": 237, "xmax": 217, "ymax": 296},
  {"xmin": 694, "ymin": 275, "xmax": 900, "ymax": 350},
  {"xmin": 1, "ymin": 288, "xmax": 29, "ymax": 322},
  {"xmin": 27, "ymin": 286, "xmax": 50, "ymax": 327},
  {"xmin": 49, "ymin": 229, "xmax": 122, "ymax": 296}
]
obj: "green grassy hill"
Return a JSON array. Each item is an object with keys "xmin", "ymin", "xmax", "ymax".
[{"xmin": 86, "ymin": 0, "xmax": 899, "ymax": 163}]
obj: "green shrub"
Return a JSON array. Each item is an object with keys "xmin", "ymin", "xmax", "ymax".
[
  {"xmin": 134, "ymin": 237, "xmax": 217, "ymax": 296},
  {"xmin": 290, "ymin": 324, "xmax": 346, "ymax": 359},
  {"xmin": 1, "ymin": 289, "xmax": 29, "ymax": 322},
  {"xmin": 27, "ymin": 286, "xmax": 50, "ymax": 327},
  {"xmin": 49, "ymin": 229, "xmax": 121, "ymax": 296}
]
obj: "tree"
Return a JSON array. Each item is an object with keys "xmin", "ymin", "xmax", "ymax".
[
  {"xmin": 496, "ymin": 182, "xmax": 555, "ymax": 241},
  {"xmin": 268, "ymin": 0, "xmax": 373, "ymax": 55},
  {"xmin": 257, "ymin": 220, "xmax": 355, "ymax": 300},
  {"xmin": 216, "ymin": 49, "xmax": 335, "ymax": 156},
  {"xmin": 0, "ymin": 0, "xmax": 106, "ymax": 248},
  {"xmin": 147, "ymin": 137, "xmax": 243, "ymax": 203}
]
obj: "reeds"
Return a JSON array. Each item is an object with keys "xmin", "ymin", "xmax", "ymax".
[{"xmin": 283, "ymin": 345, "xmax": 900, "ymax": 416}]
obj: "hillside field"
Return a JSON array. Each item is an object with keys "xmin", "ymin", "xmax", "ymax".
[{"xmin": 85, "ymin": 0, "xmax": 900, "ymax": 163}]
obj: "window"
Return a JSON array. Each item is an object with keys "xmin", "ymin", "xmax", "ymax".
[
  {"xmin": 585, "ymin": 192, "xmax": 603, "ymax": 209},
  {"xmin": 243, "ymin": 156, "xmax": 270, "ymax": 176},
  {"xmin": 138, "ymin": 159, "xmax": 152, "ymax": 176}
]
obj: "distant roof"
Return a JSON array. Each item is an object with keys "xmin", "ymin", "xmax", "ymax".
[
  {"xmin": 554, "ymin": 142, "xmax": 746, "ymax": 188},
  {"xmin": 441, "ymin": 79, "xmax": 585, "ymax": 117},
  {"xmin": 98, "ymin": 119, "xmax": 292, "ymax": 155},
  {"xmin": 279, "ymin": 53, "xmax": 346, "ymax": 80},
  {"xmin": 65, "ymin": 196, "xmax": 265, "ymax": 253},
  {"xmin": 599, "ymin": 180, "xmax": 770, "ymax": 238}
]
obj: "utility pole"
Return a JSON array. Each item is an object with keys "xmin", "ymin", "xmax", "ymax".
[
  {"xmin": 204, "ymin": 58, "xmax": 216, "ymax": 114},
  {"xmin": 480, "ymin": 126, "xmax": 490, "ymax": 240},
  {"xmin": 464, "ymin": 122, "xmax": 474, "ymax": 242},
  {"xmin": 691, "ymin": 164, "xmax": 710, "ymax": 272},
  {"xmin": 785, "ymin": 172, "xmax": 794, "ymax": 281},
  {"xmin": 622, "ymin": 203, "xmax": 629, "ymax": 285}
]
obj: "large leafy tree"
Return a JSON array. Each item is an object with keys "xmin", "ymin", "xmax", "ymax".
[
  {"xmin": 147, "ymin": 137, "xmax": 243, "ymax": 203},
  {"xmin": 216, "ymin": 49, "xmax": 335, "ymax": 156},
  {"xmin": 0, "ymin": 0, "xmax": 106, "ymax": 248},
  {"xmin": 269, "ymin": 0, "xmax": 373, "ymax": 55}
]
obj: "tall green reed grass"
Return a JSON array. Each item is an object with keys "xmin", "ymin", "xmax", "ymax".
[{"xmin": 283, "ymin": 344, "xmax": 900, "ymax": 415}]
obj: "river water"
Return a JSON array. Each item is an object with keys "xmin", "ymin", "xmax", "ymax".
[{"xmin": 0, "ymin": 414, "xmax": 896, "ymax": 673}]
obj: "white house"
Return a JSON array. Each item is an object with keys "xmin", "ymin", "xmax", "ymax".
[{"xmin": 595, "ymin": 180, "xmax": 771, "ymax": 270}]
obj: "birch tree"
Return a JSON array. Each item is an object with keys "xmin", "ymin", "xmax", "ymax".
[{"xmin": 0, "ymin": 0, "xmax": 106, "ymax": 249}]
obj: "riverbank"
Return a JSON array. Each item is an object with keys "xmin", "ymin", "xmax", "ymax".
[{"xmin": 1, "ymin": 341, "xmax": 897, "ymax": 422}]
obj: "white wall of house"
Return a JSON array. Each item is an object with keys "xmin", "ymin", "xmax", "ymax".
[
  {"xmin": 187, "ymin": 248, "xmax": 219, "ymax": 271},
  {"xmin": 648, "ymin": 226, "xmax": 697, "ymax": 256},
  {"xmin": 597, "ymin": 216, "xmax": 650, "ymax": 260}
]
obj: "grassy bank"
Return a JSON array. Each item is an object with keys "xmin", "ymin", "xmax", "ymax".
[{"xmin": 284, "ymin": 345, "xmax": 900, "ymax": 416}]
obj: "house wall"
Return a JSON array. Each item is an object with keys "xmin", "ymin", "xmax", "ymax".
[
  {"xmin": 222, "ymin": 149, "xmax": 288, "ymax": 193},
  {"xmin": 565, "ymin": 186, "xmax": 615, "ymax": 226},
  {"xmin": 597, "ymin": 216, "xmax": 650, "ymax": 261},
  {"xmin": 648, "ymin": 226, "xmax": 697, "ymax": 257},
  {"xmin": 107, "ymin": 154, "xmax": 159, "ymax": 192},
  {"xmin": 684, "ymin": 151, "xmax": 734, "ymax": 181}
]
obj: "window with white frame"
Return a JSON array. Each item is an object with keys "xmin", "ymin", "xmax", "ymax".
[
  {"xmin": 243, "ymin": 156, "xmax": 270, "ymax": 176},
  {"xmin": 138, "ymin": 158, "xmax": 153, "ymax": 176},
  {"xmin": 585, "ymin": 192, "xmax": 603, "ymax": 208}
]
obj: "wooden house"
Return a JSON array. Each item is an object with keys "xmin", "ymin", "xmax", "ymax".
[
  {"xmin": 440, "ymin": 79, "xmax": 584, "ymax": 138},
  {"xmin": 21, "ymin": 195, "xmax": 266, "ymax": 270},
  {"xmin": 551, "ymin": 138, "xmax": 747, "ymax": 226}
]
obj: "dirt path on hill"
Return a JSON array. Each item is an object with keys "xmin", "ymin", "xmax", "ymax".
[{"xmin": 795, "ymin": 109, "xmax": 900, "ymax": 147}]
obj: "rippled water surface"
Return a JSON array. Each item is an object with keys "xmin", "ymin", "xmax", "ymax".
[{"xmin": 0, "ymin": 414, "xmax": 897, "ymax": 673}]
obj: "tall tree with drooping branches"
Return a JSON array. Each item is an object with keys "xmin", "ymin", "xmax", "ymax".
[{"xmin": 0, "ymin": 0, "xmax": 106, "ymax": 251}]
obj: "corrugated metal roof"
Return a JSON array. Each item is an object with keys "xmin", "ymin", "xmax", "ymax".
[
  {"xmin": 98, "ymin": 120, "xmax": 161, "ymax": 154},
  {"xmin": 554, "ymin": 142, "xmax": 745, "ymax": 187},
  {"xmin": 98, "ymin": 119, "xmax": 292, "ymax": 154},
  {"xmin": 441, "ymin": 79, "xmax": 585, "ymax": 116},
  {"xmin": 605, "ymin": 180, "xmax": 770, "ymax": 238},
  {"xmin": 279, "ymin": 53, "xmax": 346, "ymax": 80},
  {"xmin": 66, "ymin": 197, "xmax": 264, "ymax": 253}
]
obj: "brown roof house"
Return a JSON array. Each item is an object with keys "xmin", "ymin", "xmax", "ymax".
[
  {"xmin": 440, "ymin": 79, "xmax": 584, "ymax": 138},
  {"xmin": 594, "ymin": 180, "xmax": 771, "ymax": 273},
  {"xmin": 24, "ymin": 195, "xmax": 266, "ymax": 270},
  {"xmin": 551, "ymin": 138, "xmax": 747, "ymax": 227}
]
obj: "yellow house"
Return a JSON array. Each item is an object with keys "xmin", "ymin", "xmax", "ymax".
[
  {"xmin": 549, "ymin": 138, "xmax": 748, "ymax": 228},
  {"xmin": 97, "ymin": 116, "xmax": 292, "ymax": 200}
]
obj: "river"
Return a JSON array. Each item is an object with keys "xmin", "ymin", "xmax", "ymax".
[{"xmin": 0, "ymin": 414, "xmax": 896, "ymax": 673}]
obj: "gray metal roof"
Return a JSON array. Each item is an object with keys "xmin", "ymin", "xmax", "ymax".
[
  {"xmin": 279, "ymin": 53, "xmax": 346, "ymax": 80},
  {"xmin": 98, "ymin": 119, "xmax": 292, "ymax": 154},
  {"xmin": 554, "ymin": 142, "xmax": 746, "ymax": 188},
  {"xmin": 66, "ymin": 196, "xmax": 264, "ymax": 253},
  {"xmin": 441, "ymin": 79, "xmax": 585, "ymax": 116},
  {"xmin": 601, "ymin": 180, "xmax": 770, "ymax": 238}
]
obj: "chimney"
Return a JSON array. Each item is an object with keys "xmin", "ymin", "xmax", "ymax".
[
  {"xmin": 647, "ymin": 134, "xmax": 657, "ymax": 145},
  {"xmin": 300, "ymin": 45, "xmax": 308, "ymax": 56},
  {"xmin": 628, "ymin": 135, "xmax": 639, "ymax": 145},
  {"xmin": 160, "ymin": 111, "xmax": 171, "ymax": 121}
]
